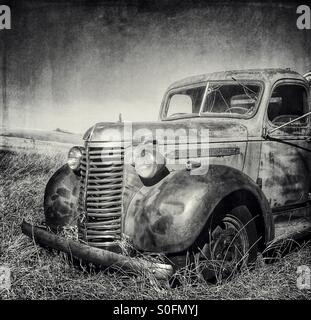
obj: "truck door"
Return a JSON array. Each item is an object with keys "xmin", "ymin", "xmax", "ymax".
[{"xmin": 259, "ymin": 81, "xmax": 311, "ymax": 209}]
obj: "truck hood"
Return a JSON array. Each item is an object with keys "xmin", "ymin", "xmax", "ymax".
[{"xmin": 83, "ymin": 119, "xmax": 248, "ymax": 144}]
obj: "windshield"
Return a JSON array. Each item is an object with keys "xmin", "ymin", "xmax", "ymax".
[{"xmin": 164, "ymin": 81, "xmax": 262, "ymax": 119}]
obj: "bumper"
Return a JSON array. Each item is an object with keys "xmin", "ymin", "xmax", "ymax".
[{"xmin": 21, "ymin": 220, "xmax": 174, "ymax": 280}]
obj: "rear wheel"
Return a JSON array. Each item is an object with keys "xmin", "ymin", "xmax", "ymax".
[{"xmin": 197, "ymin": 206, "xmax": 259, "ymax": 282}]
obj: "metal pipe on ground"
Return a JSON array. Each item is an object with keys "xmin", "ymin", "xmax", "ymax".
[{"xmin": 21, "ymin": 220, "xmax": 174, "ymax": 280}]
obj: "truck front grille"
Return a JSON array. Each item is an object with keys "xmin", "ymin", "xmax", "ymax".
[{"xmin": 78, "ymin": 142, "xmax": 124, "ymax": 248}]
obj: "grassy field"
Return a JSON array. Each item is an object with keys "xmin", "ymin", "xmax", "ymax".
[{"xmin": 0, "ymin": 149, "xmax": 310, "ymax": 300}]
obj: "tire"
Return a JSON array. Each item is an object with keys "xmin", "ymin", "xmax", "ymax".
[{"xmin": 197, "ymin": 205, "xmax": 259, "ymax": 282}]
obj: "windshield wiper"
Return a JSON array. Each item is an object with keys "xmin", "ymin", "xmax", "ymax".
[{"xmin": 231, "ymin": 77, "xmax": 258, "ymax": 102}]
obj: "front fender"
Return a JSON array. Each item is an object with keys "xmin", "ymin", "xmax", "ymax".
[
  {"xmin": 44, "ymin": 164, "xmax": 80, "ymax": 230},
  {"xmin": 124, "ymin": 165, "xmax": 272, "ymax": 254}
]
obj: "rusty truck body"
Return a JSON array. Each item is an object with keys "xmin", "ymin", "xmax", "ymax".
[{"xmin": 22, "ymin": 68, "xmax": 311, "ymax": 280}]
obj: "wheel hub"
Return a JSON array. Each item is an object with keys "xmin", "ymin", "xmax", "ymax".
[{"xmin": 199, "ymin": 214, "xmax": 250, "ymax": 279}]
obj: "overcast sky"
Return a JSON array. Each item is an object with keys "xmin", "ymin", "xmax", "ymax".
[{"xmin": 1, "ymin": 1, "xmax": 310, "ymax": 133}]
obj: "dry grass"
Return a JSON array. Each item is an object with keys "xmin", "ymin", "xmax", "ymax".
[{"xmin": 0, "ymin": 149, "xmax": 310, "ymax": 300}]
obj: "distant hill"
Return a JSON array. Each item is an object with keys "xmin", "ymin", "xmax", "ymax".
[
  {"xmin": 54, "ymin": 128, "xmax": 76, "ymax": 135},
  {"xmin": 0, "ymin": 127, "xmax": 83, "ymax": 145},
  {"xmin": 0, "ymin": 127, "xmax": 84, "ymax": 154}
]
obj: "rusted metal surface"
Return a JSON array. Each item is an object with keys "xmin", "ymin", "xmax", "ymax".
[
  {"xmin": 44, "ymin": 164, "xmax": 80, "ymax": 230},
  {"xmin": 124, "ymin": 165, "xmax": 273, "ymax": 253},
  {"xmin": 259, "ymin": 140, "xmax": 311, "ymax": 207},
  {"xmin": 85, "ymin": 119, "xmax": 248, "ymax": 143},
  {"xmin": 166, "ymin": 69, "xmax": 305, "ymax": 92}
]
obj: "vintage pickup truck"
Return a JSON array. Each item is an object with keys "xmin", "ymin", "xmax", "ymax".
[{"xmin": 22, "ymin": 68, "xmax": 311, "ymax": 280}]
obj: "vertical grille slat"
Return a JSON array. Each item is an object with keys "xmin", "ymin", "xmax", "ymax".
[{"xmin": 78, "ymin": 142, "xmax": 124, "ymax": 248}]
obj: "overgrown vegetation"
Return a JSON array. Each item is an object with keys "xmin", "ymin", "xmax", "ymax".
[{"xmin": 0, "ymin": 150, "xmax": 310, "ymax": 299}]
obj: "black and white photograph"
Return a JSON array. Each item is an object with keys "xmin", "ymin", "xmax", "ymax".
[{"xmin": 0, "ymin": 0, "xmax": 311, "ymax": 305}]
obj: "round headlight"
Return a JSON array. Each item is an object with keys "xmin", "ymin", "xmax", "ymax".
[
  {"xmin": 134, "ymin": 146, "xmax": 165, "ymax": 179},
  {"xmin": 67, "ymin": 146, "xmax": 83, "ymax": 171}
]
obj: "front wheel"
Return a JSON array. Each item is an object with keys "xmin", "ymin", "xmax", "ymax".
[{"xmin": 197, "ymin": 206, "xmax": 259, "ymax": 282}]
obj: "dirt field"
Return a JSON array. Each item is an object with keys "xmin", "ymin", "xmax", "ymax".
[{"xmin": 0, "ymin": 150, "xmax": 310, "ymax": 299}]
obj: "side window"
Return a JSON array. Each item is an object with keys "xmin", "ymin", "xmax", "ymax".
[{"xmin": 267, "ymin": 84, "xmax": 309, "ymax": 127}]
